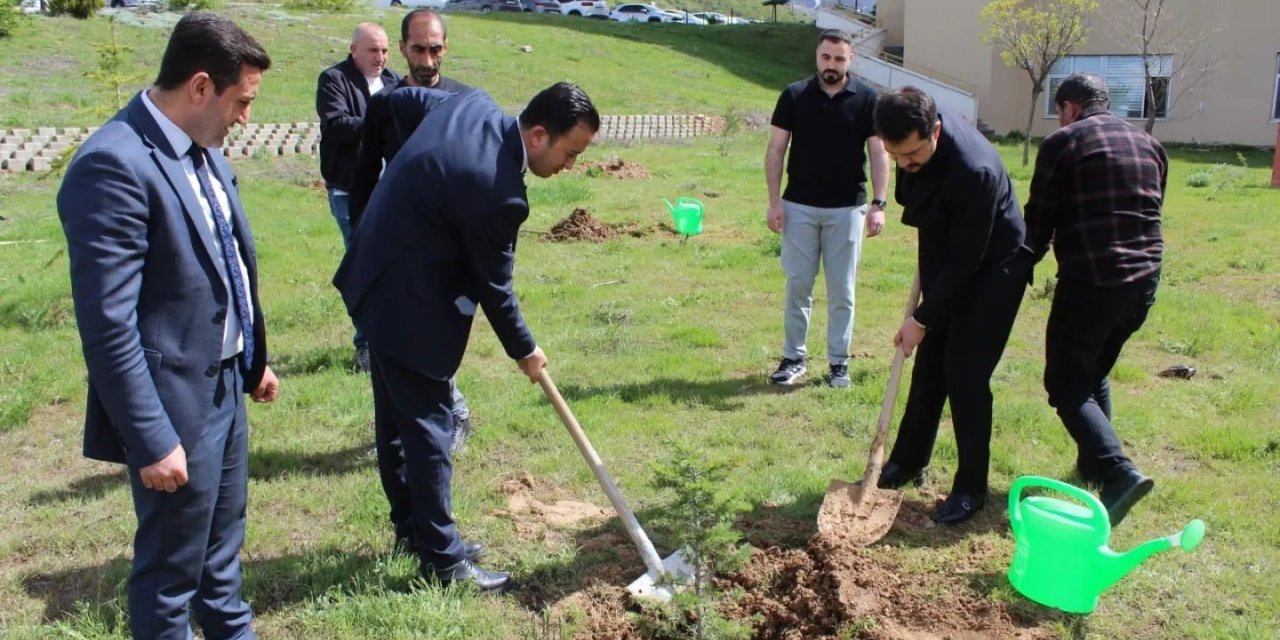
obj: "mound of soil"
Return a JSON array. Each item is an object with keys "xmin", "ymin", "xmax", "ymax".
[
  {"xmin": 547, "ymin": 208, "xmax": 619, "ymax": 243},
  {"xmin": 579, "ymin": 158, "xmax": 651, "ymax": 180},
  {"xmin": 502, "ymin": 476, "xmax": 1058, "ymax": 640},
  {"xmin": 559, "ymin": 534, "xmax": 1052, "ymax": 640}
]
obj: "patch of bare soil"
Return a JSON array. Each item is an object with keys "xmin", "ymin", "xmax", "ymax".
[
  {"xmin": 503, "ymin": 475, "xmax": 1053, "ymax": 640},
  {"xmin": 556, "ymin": 532, "xmax": 1053, "ymax": 640},
  {"xmin": 494, "ymin": 473, "xmax": 609, "ymax": 540},
  {"xmin": 579, "ymin": 158, "xmax": 651, "ymax": 180},
  {"xmin": 547, "ymin": 208, "xmax": 620, "ymax": 243}
]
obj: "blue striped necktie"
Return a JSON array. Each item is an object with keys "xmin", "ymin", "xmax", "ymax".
[{"xmin": 190, "ymin": 145, "xmax": 254, "ymax": 370}]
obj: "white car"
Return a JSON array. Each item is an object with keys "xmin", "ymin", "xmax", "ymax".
[
  {"xmin": 608, "ymin": 3, "xmax": 676, "ymax": 22},
  {"xmin": 664, "ymin": 9, "xmax": 706, "ymax": 24},
  {"xmin": 558, "ymin": 0, "xmax": 609, "ymax": 17},
  {"xmin": 690, "ymin": 11, "xmax": 749, "ymax": 24},
  {"xmin": 375, "ymin": 0, "xmax": 448, "ymax": 8}
]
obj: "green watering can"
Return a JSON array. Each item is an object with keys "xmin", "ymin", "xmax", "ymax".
[
  {"xmin": 1008, "ymin": 476, "xmax": 1205, "ymax": 614},
  {"xmin": 663, "ymin": 197, "xmax": 704, "ymax": 237}
]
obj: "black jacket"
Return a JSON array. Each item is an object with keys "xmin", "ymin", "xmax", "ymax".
[
  {"xmin": 316, "ymin": 56, "xmax": 401, "ymax": 189},
  {"xmin": 894, "ymin": 112, "xmax": 1027, "ymax": 328}
]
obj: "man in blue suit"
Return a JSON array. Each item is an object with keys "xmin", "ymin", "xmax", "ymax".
[
  {"xmin": 334, "ymin": 82, "xmax": 599, "ymax": 591},
  {"xmin": 56, "ymin": 13, "xmax": 279, "ymax": 639}
]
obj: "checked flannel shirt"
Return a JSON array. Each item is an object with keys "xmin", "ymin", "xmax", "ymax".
[{"xmin": 1025, "ymin": 106, "xmax": 1168, "ymax": 286}]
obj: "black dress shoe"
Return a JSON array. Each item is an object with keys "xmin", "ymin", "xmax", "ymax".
[
  {"xmin": 1100, "ymin": 469, "xmax": 1154, "ymax": 527},
  {"xmin": 394, "ymin": 537, "xmax": 484, "ymax": 562},
  {"xmin": 430, "ymin": 559, "xmax": 511, "ymax": 593},
  {"xmin": 930, "ymin": 492, "xmax": 985, "ymax": 525},
  {"xmin": 877, "ymin": 462, "xmax": 926, "ymax": 490}
]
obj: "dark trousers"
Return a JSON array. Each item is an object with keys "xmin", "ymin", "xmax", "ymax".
[
  {"xmin": 368, "ymin": 347, "xmax": 465, "ymax": 569},
  {"xmin": 888, "ymin": 263, "xmax": 1028, "ymax": 496},
  {"xmin": 127, "ymin": 358, "xmax": 254, "ymax": 640},
  {"xmin": 1045, "ymin": 276, "xmax": 1158, "ymax": 482}
]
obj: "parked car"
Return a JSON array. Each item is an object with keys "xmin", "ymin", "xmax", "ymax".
[
  {"xmin": 558, "ymin": 0, "xmax": 609, "ymax": 18},
  {"xmin": 690, "ymin": 10, "xmax": 728, "ymax": 23},
  {"xmin": 524, "ymin": 0, "xmax": 559, "ymax": 11},
  {"xmin": 608, "ymin": 2, "xmax": 674, "ymax": 22},
  {"xmin": 375, "ymin": 0, "xmax": 448, "ymax": 8},
  {"xmin": 446, "ymin": 0, "xmax": 522, "ymax": 11},
  {"xmin": 664, "ymin": 9, "xmax": 706, "ymax": 24}
]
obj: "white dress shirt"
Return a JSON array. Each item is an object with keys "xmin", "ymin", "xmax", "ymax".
[{"xmin": 141, "ymin": 90, "xmax": 253, "ymax": 360}]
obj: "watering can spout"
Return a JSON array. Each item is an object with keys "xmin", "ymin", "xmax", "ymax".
[
  {"xmin": 662, "ymin": 198, "xmax": 675, "ymax": 214},
  {"xmin": 1103, "ymin": 519, "xmax": 1206, "ymax": 588}
]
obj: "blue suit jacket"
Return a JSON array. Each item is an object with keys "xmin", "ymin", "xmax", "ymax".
[
  {"xmin": 333, "ymin": 89, "xmax": 535, "ymax": 380},
  {"xmin": 57, "ymin": 93, "xmax": 269, "ymax": 468}
]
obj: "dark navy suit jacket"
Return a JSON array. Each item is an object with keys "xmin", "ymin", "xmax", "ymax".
[
  {"xmin": 894, "ymin": 112, "xmax": 1027, "ymax": 328},
  {"xmin": 333, "ymin": 89, "xmax": 535, "ymax": 380},
  {"xmin": 348, "ymin": 84, "xmax": 463, "ymax": 229},
  {"xmin": 57, "ymin": 94, "xmax": 269, "ymax": 468}
]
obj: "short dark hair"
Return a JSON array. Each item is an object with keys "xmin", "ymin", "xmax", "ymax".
[
  {"xmin": 519, "ymin": 82, "xmax": 600, "ymax": 139},
  {"xmin": 1054, "ymin": 72, "xmax": 1110, "ymax": 110},
  {"xmin": 154, "ymin": 12, "xmax": 270, "ymax": 93},
  {"xmin": 401, "ymin": 9, "xmax": 446, "ymax": 42},
  {"xmin": 873, "ymin": 86, "xmax": 938, "ymax": 143},
  {"xmin": 818, "ymin": 29, "xmax": 852, "ymax": 47}
]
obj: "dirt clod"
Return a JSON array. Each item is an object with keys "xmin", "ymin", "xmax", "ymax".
[
  {"xmin": 579, "ymin": 157, "xmax": 650, "ymax": 180},
  {"xmin": 547, "ymin": 208, "xmax": 619, "ymax": 243}
]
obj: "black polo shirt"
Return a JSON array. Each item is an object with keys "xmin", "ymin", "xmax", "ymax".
[{"xmin": 771, "ymin": 73, "xmax": 879, "ymax": 208}]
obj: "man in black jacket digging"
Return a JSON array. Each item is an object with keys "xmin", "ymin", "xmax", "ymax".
[{"xmin": 871, "ymin": 87, "xmax": 1031, "ymax": 526}]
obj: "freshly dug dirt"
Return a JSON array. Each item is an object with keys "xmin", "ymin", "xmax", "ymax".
[
  {"xmin": 547, "ymin": 208, "xmax": 620, "ymax": 243},
  {"xmin": 578, "ymin": 157, "xmax": 651, "ymax": 180},
  {"xmin": 501, "ymin": 475, "xmax": 1058, "ymax": 640}
]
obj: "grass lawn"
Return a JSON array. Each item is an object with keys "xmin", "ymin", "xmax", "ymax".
[{"xmin": 2, "ymin": 5, "xmax": 1280, "ymax": 639}]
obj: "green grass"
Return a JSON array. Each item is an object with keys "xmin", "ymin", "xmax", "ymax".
[
  {"xmin": 0, "ymin": 3, "xmax": 817, "ymax": 128},
  {"xmin": 3, "ymin": 6, "xmax": 1280, "ymax": 639}
]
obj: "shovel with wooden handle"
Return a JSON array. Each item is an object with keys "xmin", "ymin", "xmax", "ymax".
[
  {"xmin": 537, "ymin": 369, "xmax": 695, "ymax": 601},
  {"xmin": 816, "ymin": 270, "xmax": 922, "ymax": 544}
]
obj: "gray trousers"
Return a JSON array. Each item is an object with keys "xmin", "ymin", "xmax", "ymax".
[{"xmin": 780, "ymin": 200, "xmax": 867, "ymax": 365}]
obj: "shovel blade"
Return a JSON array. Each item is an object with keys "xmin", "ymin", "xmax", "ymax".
[
  {"xmin": 817, "ymin": 479, "xmax": 904, "ymax": 545},
  {"xmin": 626, "ymin": 551, "xmax": 697, "ymax": 602}
]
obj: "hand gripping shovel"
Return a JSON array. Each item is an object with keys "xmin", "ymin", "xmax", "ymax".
[
  {"xmin": 537, "ymin": 369, "xmax": 695, "ymax": 601},
  {"xmin": 817, "ymin": 271, "xmax": 922, "ymax": 544}
]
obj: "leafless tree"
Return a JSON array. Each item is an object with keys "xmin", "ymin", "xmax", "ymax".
[{"xmin": 1107, "ymin": 0, "xmax": 1221, "ymax": 134}]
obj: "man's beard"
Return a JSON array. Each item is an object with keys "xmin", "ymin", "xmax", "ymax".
[
  {"xmin": 410, "ymin": 64, "xmax": 439, "ymax": 87},
  {"xmin": 820, "ymin": 69, "xmax": 843, "ymax": 85}
]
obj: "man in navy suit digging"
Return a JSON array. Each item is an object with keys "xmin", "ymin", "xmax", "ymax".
[{"xmin": 334, "ymin": 82, "xmax": 599, "ymax": 592}]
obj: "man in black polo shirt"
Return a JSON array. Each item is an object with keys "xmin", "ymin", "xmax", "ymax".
[
  {"xmin": 765, "ymin": 29, "xmax": 889, "ymax": 388},
  {"xmin": 1025, "ymin": 72, "xmax": 1167, "ymax": 527}
]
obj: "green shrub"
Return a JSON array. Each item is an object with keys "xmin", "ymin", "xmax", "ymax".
[
  {"xmin": 1185, "ymin": 171, "xmax": 1212, "ymax": 188},
  {"xmin": 282, "ymin": 0, "xmax": 354, "ymax": 12},
  {"xmin": 47, "ymin": 0, "xmax": 102, "ymax": 19},
  {"xmin": 1, "ymin": 1, "xmax": 25, "ymax": 39}
]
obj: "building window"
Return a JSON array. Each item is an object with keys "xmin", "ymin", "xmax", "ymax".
[
  {"xmin": 1047, "ymin": 54, "xmax": 1172, "ymax": 120},
  {"xmin": 1273, "ymin": 54, "xmax": 1280, "ymax": 121}
]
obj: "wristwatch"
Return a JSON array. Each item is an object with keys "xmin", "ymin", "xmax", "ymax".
[{"xmin": 870, "ymin": 198, "xmax": 888, "ymax": 209}]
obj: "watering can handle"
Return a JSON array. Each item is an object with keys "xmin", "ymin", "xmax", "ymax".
[{"xmin": 1009, "ymin": 475, "xmax": 1110, "ymax": 538}]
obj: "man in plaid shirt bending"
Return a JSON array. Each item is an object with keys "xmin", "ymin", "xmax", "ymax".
[{"xmin": 1025, "ymin": 72, "xmax": 1168, "ymax": 527}]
